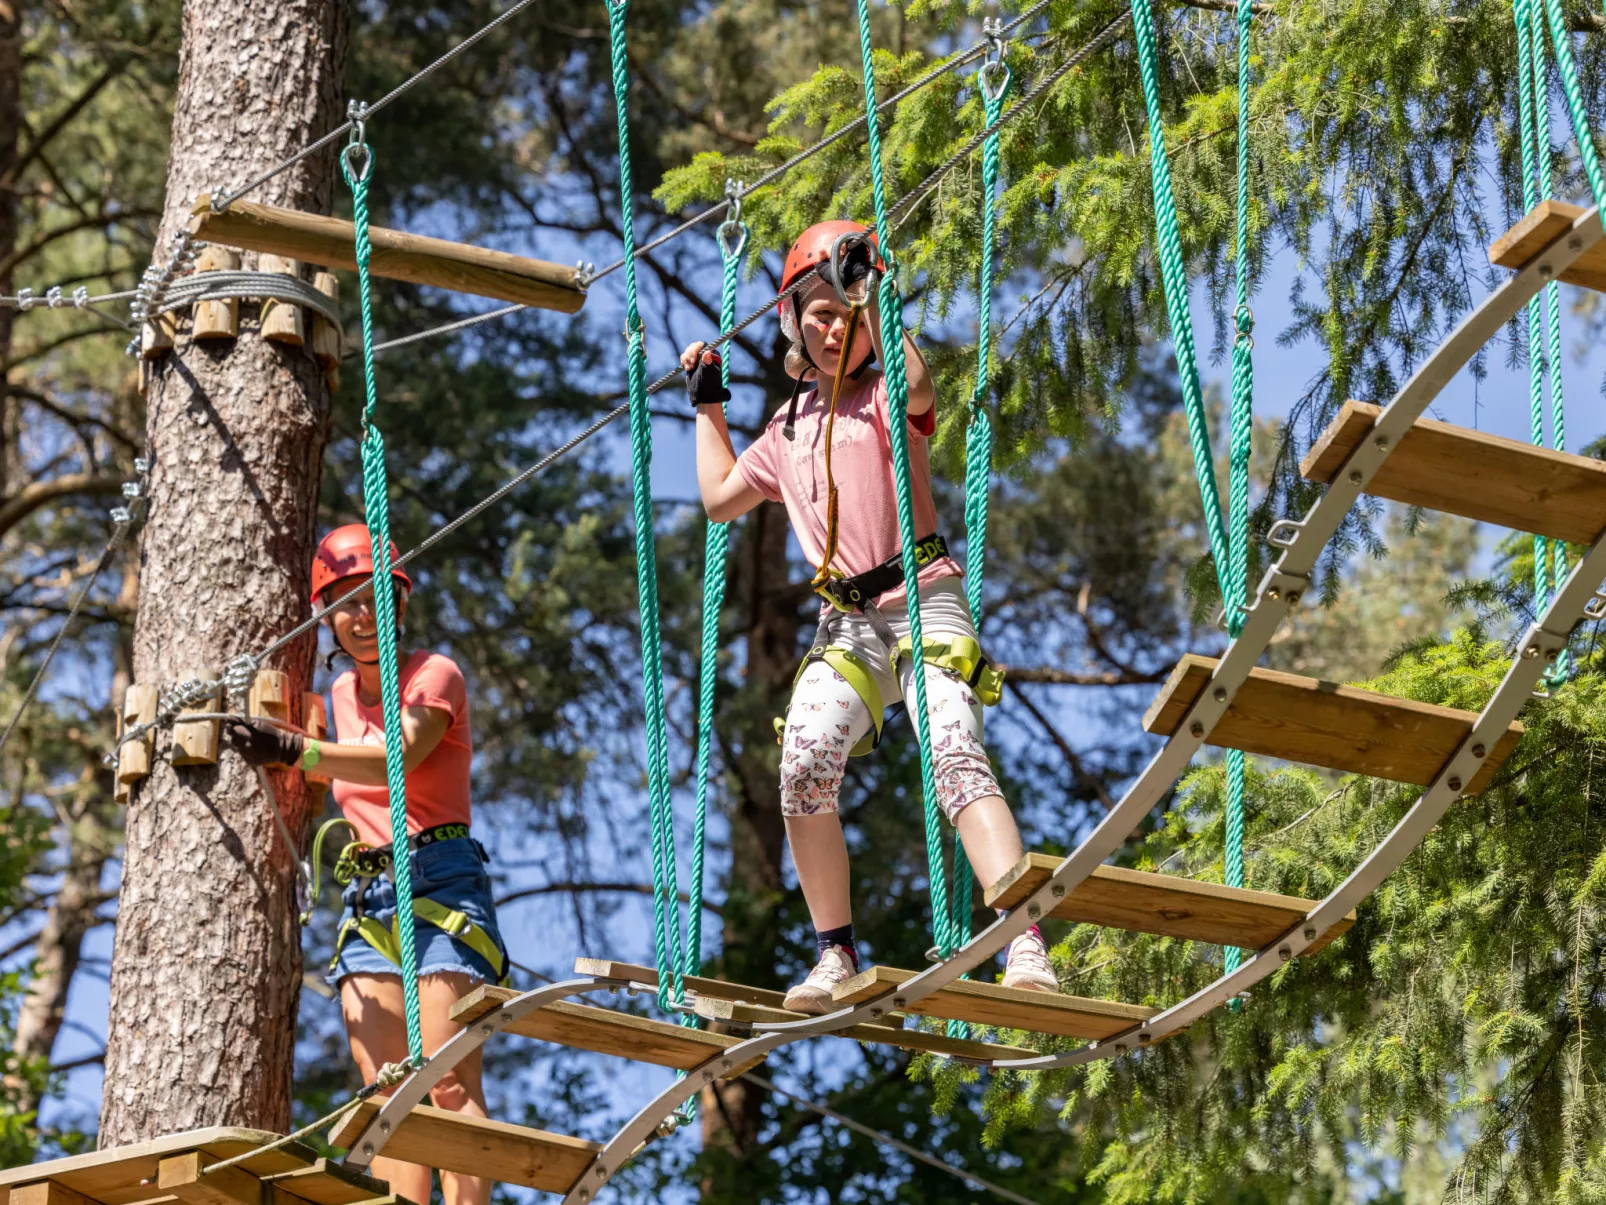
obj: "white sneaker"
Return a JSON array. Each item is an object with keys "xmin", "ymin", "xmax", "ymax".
[
  {"xmin": 783, "ymin": 944, "xmax": 859, "ymax": 1014},
  {"xmin": 1001, "ymin": 927, "xmax": 1059, "ymax": 993}
]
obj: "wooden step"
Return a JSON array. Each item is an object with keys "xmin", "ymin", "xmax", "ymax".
[
  {"xmin": 189, "ymin": 197, "xmax": 587, "ymax": 313},
  {"xmin": 830, "ymin": 965, "xmax": 1156, "ymax": 1040},
  {"xmin": 985, "ymin": 854, "xmax": 1355, "ymax": 951},
  {"xmin": 1302, "ymin": 401, "xmax": 1606, "ymax": 546},
  {"xmin": 694, "ymin": 997, "xmax": 1043, "ymax": 1062},
  {"xmin": 1490, "ymin": 198, "xmax": 1606, "ymax": 290},
  {"xmin": 451, "ymin": 985, "xmax": 762, "ymax": 1075},
  {"xmin": 1145, "ymin": 655, "xmax": 1522, "ymax": 793},
  {"xmin": 0, "ymin": 1128, "xmax": 391, "ymax": 1205},
  {"xmin": 331, "ymin": 1103, "xmax": 597, "ymax": 1195},
  {"xmin": 574, "ymin": 958, "xmax": 792, "ymax": 1009}
]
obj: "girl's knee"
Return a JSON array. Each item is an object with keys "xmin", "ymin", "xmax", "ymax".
[
  {"xmin": 780, "ymin": 736, "xmax": 844, "ymax": 817},
  {"xmin": 428, "ymin": 1068, "xmax": 479, "ymax": 1112},
  {"xmin": 931, "ymin": 717, "xmax": 1000, "ymax": 824}
]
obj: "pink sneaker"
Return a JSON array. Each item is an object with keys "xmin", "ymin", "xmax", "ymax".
[
  {"xmin": 783, "ymin": 944, "xmax": 859, "ymax": 1014},
  {"xmin": 1001, "ymin": 926, "xmax": 1059, "ymax": 993}
]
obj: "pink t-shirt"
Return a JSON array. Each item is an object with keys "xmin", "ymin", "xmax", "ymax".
[
  {"xmin": 329, "ymin": 651, "xmax": 473, "ymax": 847},
  {"xmin": 737, "ymin": 373, "xmax": 962, "ymax": 608}
]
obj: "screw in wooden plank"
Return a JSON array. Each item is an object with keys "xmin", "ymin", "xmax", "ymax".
[{"xmin": 1189, "ymin": 721, "xmax": 1205, "ymax": 738}]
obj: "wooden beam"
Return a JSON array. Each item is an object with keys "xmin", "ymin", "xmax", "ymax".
[
  {"xmin": 157, "ymin": 1153, "xmax": 261, "ymax": 1205},
  {"xmin": 694, "ymin": 997, "xmax": 1043, "ymax": 1062},
  {"xmin": 448, "ymin": 986, "xmax": 748, "ymax": 1072},
  {"xmin": 1489, "ymin": 199, "xmax": 1606, "ymax": 291},
  {"xmin": 331, "ymin": 1104, "xmax": 598, "ymax": 1195},
  {"xmin": 10, "ymin": 1182, "xmax": 104, "ymax": 1205},
  {"xmin": 984, "ymin": 855, "xmax": 1355, "ymax": 951},
  {"xmin": 829, "ymin": 966, "xmax": 1156, "ymax": 1040},
  {"xmin": 190, "ymin": 198, "xmax": 586, "ymax": 314},
  {"xmin": 1302, "ymin": 401, "xmax": 1606, "ymax": 546},
  {"xmin": 1143, "ymin": 655, "xmax": 1522, "ymax": 794},
  {"xmin": 572, "ymin": 958, "xmax": 792, "ymax": 1010},
  {"xmin": 259, "ymin": 1161, "xmax": 387, "ymax": 1205}
]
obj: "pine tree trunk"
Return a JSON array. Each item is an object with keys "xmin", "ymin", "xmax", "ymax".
[{"xmin": 99, "ymin": 0, "xmax": 347, "ymax": 1143}]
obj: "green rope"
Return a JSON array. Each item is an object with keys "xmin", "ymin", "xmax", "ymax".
[
  {"xmin": 688, "ymin": 220, "xmax": 747, "ymax": 973},
  {"xmin": 1222, "ymin": 0, "xmax": 1256, "ymax": 978},
  {"xmin": 852, "ymin": 0, "xmax": 953, "ymax": 956},
  {"xmin": 343, "ymin": 145, "xmax": 423, "ymax": 1066},
  {"xmin": 604, "ymin": 0, "xmax": 687, "ymax": 1019}
]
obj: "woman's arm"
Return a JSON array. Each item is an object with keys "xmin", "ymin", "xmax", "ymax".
[
  {"xmin": 310, "ymin": 705, "xmax": 451, "ymax": 785},
  {"xmin": 683, "ymin": 341, "xmax": 767, "ymax": 522}
]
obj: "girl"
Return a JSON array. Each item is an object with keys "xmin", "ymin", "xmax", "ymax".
[
  {"xmin": 681, "ymin": 221, "xmax": 1059, "ymax": 1014},
  {"xmin": 224, "ymin": 524, "xmax": 506, "ymax": 1205}
]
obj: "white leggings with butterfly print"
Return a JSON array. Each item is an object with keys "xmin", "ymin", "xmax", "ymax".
[{"xmin": 779, "ymin": 577, "xmax": 1000, "ymax": 822}]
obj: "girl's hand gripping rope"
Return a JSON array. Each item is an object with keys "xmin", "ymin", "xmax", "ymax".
[{"xmin": 683, "ymin": 343, "xmax": 730, "ymax": 409}]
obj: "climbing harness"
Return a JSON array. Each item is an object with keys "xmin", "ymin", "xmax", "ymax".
[{"xmin": 342, "ymin": 119, "xmax": 426, "ymax": 1068}]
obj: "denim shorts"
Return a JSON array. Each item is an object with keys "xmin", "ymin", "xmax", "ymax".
[{"xmin": 329, "ymin": 836, "xmax": 507, "ymax": 987}]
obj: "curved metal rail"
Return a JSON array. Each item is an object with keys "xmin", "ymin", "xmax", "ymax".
[{"xmin": 350, "ymin": 205, "xmax": 1604, "ymax": 1202}]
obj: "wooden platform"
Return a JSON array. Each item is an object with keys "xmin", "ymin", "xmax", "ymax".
[
  {"xmin": 830, "ymin": 965, "xmax": 1157, "ymax": 1040},
  {"xmin": 1145, "ymin": 655, "xmax": 1522, "ymax": 793},
  {"xmin": 451, "ymin": 985, "xmax": 763, "ymax": 1076},
  {"xmin": 1302, "ymin": 401, "xmax": 1606, "ymax": 546},
  {"xmin": 574, "ymin": 958, "xmax": 792, "ymax": 1009},
  {"xmin": 984, "ymin": 855, "xmax": 1355, "ymax": 951},
  {"xmin": 694, "ymin": 997, "xmax": 1044, "ymax": 1062},
  {"xmin": 189, "ymin": 198, "xmax": 587, "ymax": 313},
  {"xmin": 1489, "ymin": 198, "xmax": 1606, "ymax": 290},
  {"xmin": 331, "ymin": 1104, "xmax": 597, "ymax": 1195},
  {"xmin": 0, "ymin": 1127, "xmax": 393, "ymax": 1205}
]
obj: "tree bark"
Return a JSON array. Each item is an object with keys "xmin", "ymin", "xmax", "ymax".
[
  {"xmin": 0, "ymin": 0, "xmax": 22, "ymax": 500},
  {"xmin": 99, "ymin": 0, "xmax": 347, "ymax": 1143}
]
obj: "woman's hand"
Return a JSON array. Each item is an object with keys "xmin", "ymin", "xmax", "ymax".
[{"xmin": 223, "ymin": 716, "xmax": 305, "ymax": 767}]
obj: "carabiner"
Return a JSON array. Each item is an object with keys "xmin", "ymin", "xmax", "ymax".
[
  {"xmin": 341, "ymin": 99, "xmax": 372, "ymax": 183},
  {"xmin": 979, "ymin": 16, "xmax": 1011, "ymax": 104},
  {"xmin": 828, "ymin": 229, "xmax": 879, "ymax": 308},
  {"xmin": 718, "ymin": 178, "xmax": 749, "ymax": 260}
]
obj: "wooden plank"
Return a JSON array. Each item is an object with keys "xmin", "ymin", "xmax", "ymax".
[
  {"xmin": 0, "ymin": 1130, "xmax": 316, "ymax": 1205},
  {"xmin": 170, "ymin": 671, "xmax": 221, "ymax": 766},
  {"xmin": 259, "ymin": 1161, "xmax": 386, "ymax": 1205},
  {"xmin": 1488, "ymin": 198, "xmax": 1606, "ymax": 291},
  {"xmin": 447, "ymin": 986, "xmax": 745, "ymax": 1071},
  {"xmin": 330, "ymin": 1104, "xmax": 597, "ymax": 1195},
  {"xmin": 573, "ymin": 958, "xmax": 792, "ymax": 1010},
  {"xmin": 830, "ymin": 966, "xmax": 1156, "ymax": 1040},
  {"xmin": 1301, "ymin": 401, "xmax": 1606, "ymax": 546},
  {"xmin": 694, "ymin": 998, "xmax": 1043, "ymax": 1062},
  {"xmin": 10, "ymin": 1182, "xmax": 104, "ymax": 1205},
  {"xmin": 1143, "ymin": 655, "xmax": 1522, "ymax": 794},
  {"xmin": 190, "ymin": 198, "xmax": 586, "ymax": 315},
  {"xmin": 984, "ymin": 855, "xmax": 1355, "ymax": 952},
  {"xmin": 157, "ymin": 1154, "xmax": 260, "ymax": 1205}
]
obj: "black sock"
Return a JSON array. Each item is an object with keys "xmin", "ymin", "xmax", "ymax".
[{"xmin": 816, "ymin": 923, "xmax": 858, "ymax": 969}]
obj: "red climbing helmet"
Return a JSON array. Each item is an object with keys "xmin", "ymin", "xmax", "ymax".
[
  {"xmin": 777, "ymin": 221, "xmax": 883, "ymax": 334},
  {"xmin": 311, "ymin": 524, "xmax": 411, "ymax": 606}
]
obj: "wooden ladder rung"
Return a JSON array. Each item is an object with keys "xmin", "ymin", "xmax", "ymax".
[
  {"xmin": 1489, "ymin": 198, "xmax": 1606, "ymax": 290},
  {"xmin": 985, "ymin": 854, "xmax": 1355, "ymax": 951},
  {"xmin": 694, "ymin": 997, "xmax": 1043, "ymax": 1062},
  {"xmin": 331, "ymin": 1103, "xmax": 598, "ymax": 1195},
  {"xmin": 1145, "ymin": 654, "xmax": 1522, "ymax": 793},
  {"xmin": 451, "ymin": 985, "xmax": 753, "ymax": 1074},
  {"xmin": 188, "ymin": 197, "xmax": 587, "ymax": 314},
  {"xmin": 830, "ymin": 966, "xmax": 1156, "ymax": 1040},
  {"xmin": 1303, "ymin": 400, "xmax": 1606, "ymax": 545},
  {"xmin": 574, "ymin": 958, "xmax": 793, "ymax": 1009}
]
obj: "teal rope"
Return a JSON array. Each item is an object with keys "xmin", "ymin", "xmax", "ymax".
[
  {"xmin": 604, "ymin": 0, "xmax": 686, "ymax": 1019},
  {"xmin": 1129, "ymin": 0, "xmax": 1234, "ymax": 586},
  {"xmin": 343, "ymin": 148, "xmax": 423, "ymax": 1066},
  {"xmin": 1222, "ymin": 0, "xmax": 1256, "ymax": 978},
  {"xmin": 853, "ymin": 0, "xmax": 953, "ymax": 957},
  {"xmin": 688, "ymin": 224, "xmax": 747, "ymax": 974}
]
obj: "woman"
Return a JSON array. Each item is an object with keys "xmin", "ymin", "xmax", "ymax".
[
  {"xmin": 224, "ymin": 524, "xmax": 506, "ymax": 1205},
  {"xmin": 680, "ymin": 221, "xmax": 1061, "ymax": 1013}
]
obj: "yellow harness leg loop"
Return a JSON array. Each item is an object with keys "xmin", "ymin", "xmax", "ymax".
[
  {"xmin": 891, "ymin": 634, "xmax": 1005, "ymax": 707},
  {"xmin": 331, "ymin": 897, "xmax": 511, "ymax": 987}
]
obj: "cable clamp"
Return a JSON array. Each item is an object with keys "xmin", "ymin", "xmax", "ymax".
[
  {"xmin": 134, "ymin": 457, "xmax": 150, "ymax": 474},
  {"xmin": 223, "ymin": 654, "xmax": 260, "ymax": 696},
  {"xmin": 16, "ymin": 288, "xmax": 34, "ymax": 311},
  {"xmin": 45, "ymin": 286, "xmax": 64, "ymax": 308},
  {"xmin": 574, "ymin": 260, "xmax": 595, "ymax": 290},
  {"xmin": 122, "ymin": 480, "xmax": 143, "ymax": 499},
  {"xmin": 72, "ymin": 287, "xmax": 89, "ymax": 310},
  {"xmin": 109, "ymin": 506, "xmax": 133, "ymax": 525}
]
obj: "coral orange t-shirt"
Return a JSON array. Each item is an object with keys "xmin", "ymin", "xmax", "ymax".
[
  {"xmin": 736, "ymin": 373, "xmax": 961, "ymax": 608},
  {"xmin": 329, "ymin": 651, "xmax": 473, "ymax": 848}
]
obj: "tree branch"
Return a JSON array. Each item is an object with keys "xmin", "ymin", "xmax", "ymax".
[
  {"xmin": 0, "ymin": 473, "xmax": 127, "ymax": 541},
  {"xmin": 495, "ymin": 881, "xmax": 722, "ymax": 916},
  {"xmin": 1006, "ymin": 681, "xmax": 1116, "ymax": 811},
  {"xmin": 997, "ymin": 664, "xmax": 1167, "ymax": 686},
  {"xmin": 4, "ymin": 59, "xmax": 129, "ymax": 187}
]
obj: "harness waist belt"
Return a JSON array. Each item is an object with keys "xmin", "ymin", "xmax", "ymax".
[
  {"xmin": 815, "ymin": 533, "xmax": 949, "ymax": 612},
  {"xmin": 346, "ymin": 822, "xmax": 474, "ymax": 877}
]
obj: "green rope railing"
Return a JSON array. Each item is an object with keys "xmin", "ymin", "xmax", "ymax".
[
  {"xmin": 688, "ymin": 217, "xmax": 747, "ymax": 973},
  {"xmin": 852, "ymin": 0, "xmax": 953, "ymax": 958},
  {"xmin": 1222, "ymin": 0, "xmax": 1256, "ymax": 977},
  {"xmin": 343, "ymin": 142, "xmax": 424, "ymax": 1066},
  {"xmin": 603, "ymin": 0, "xmax": 687, "ymax": 1022}
]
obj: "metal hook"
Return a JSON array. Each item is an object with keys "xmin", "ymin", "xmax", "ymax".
[
  {"xmin": 342, "ymin": 99, "xmax": 372, "ymax": 182},
  {"xmin": 717, "ymin": 179, "xmax": 749, "ymax": 261},
  {"xmin": 828, "ymin": 229, "xmax": 879, "ymax": 308},
  {"xmin": 979, "ymin": 16, "xmax": 1011, "ymax": 103}
]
